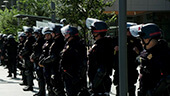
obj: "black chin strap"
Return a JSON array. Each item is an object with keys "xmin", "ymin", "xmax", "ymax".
[
  {"xmin": 93, "ymin": 33, "xmax": 100, "ymax": 40},
  {"xmin": 65, "ymin": 35, "xmax": 71, "ymax": 41},
  {"xmin": 141, "ymin": 37, "xmax": 153, "ymax": 50}
]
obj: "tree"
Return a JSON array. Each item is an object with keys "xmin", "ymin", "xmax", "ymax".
[
  {"xmin": 54, "ymin": 0, "xmax": 117, "ymax": 44},
  {"xmin": 16, "ymin": 0, "xmax": 52, "ymax": 26},
  {"xmin": 0, "ymin": 8, "xmax": 25, "ymax": 35}
]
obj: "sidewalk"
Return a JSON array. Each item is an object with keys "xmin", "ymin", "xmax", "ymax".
[
  {"xmin": 0, "ymin": 65, "xmax": 117, "ymax": 96},
  {"xmin": 0, "ymin": 66, "xmax": 39, "ymax": 96}
]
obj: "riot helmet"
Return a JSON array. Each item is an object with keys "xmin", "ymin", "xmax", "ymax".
[
  {"xmin": 48, "ymin": 22, "xmax": 62, "ymax": 34},
  {"xmin": 129, "ymin": 23, "xmax": 162, "ymax": 50},
  {"xmin": 18, "ymin": 32, "xmax": 26, "ymax": 42},
  {"xmin": 61, "ymin": 25, "xmax": 79, "ymax": 36},
  {"xmin": 86, "ymin": 18, "xmax": 108, "ymax": 39},
  {"xmin": 7, "ymin": 34, "xmax": 14, "ymax": 39},
  {"xmin": 126, "ymin": 22, "xmax": 137, "ymax": 36},
  {"xmin": 60, "ymin": 18, "xmax": 66, "ymax": 25},
  {"xmin": 2, "ymin": 34, "xmax": 7, "ymax": 40},
  {"xmin": 42, "ymin": 27, "xmax": 52, "ymax": 40},
  {"xmin": 130, "ymin": 23, "xmax": 162, "ymax": 39},
  {"xmin": 61, "ymin": 25, "xmax": 79, "ymax": 41},
  {"xmin": 127, "ymin": 22, "xmax": 137, "ymax": 29},
  {"xmin": 18, "ymin": 32, "xmax": 26, "ymax": 38},
  {"xmin": 42, "ymin": 27, "xmax": 52, "ymax": 35},
  {"xmin": 33, "ymin": 27, "xmax": 42, "ymax": 34},
  {"xmin": 23, "ymin": 26, "xmax": 33, "ymax": 33}
]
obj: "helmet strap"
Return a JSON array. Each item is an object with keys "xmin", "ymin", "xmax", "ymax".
[
  {"xmin": 141, "ymin": 38, "xmax": 153, "ymax": 50},
  {"xmin": 93, "ymin": 33, "xmax": 100, "ymax": 40}
]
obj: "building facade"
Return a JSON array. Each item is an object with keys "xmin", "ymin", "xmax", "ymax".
[{"xmin": 105, "ymin": 0, "xmax": 170, "ymax": 42}]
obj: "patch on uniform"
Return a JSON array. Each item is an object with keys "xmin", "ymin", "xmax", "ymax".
[
  {"xmin": 130, "ymin": 40, "xmax": 134, "ymax": 43},
  {"xmin": 66, "ymin": 45, "xmax": 69, "ymax": 49},
  {"xmin": 147, "ymin": 53, "xmax": 152, "ymax": 60}
]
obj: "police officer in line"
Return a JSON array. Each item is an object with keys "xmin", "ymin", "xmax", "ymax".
[
  {"xmin": 19, "ymin": 26, "xmax": 36, "ymax": 91},
  {"xmin": 60, "ymin": 25, "xmax": 87, "ymax": 96},
  {"xmin": 30, "ymin": 27, "xmax": 46, "ymax": 96},
  {"xmin": 86, "ymin": 18, "xmax": 115, "ymax": 96},
  {"xmin": 4, "ymin": 35, "xmax": 18, "ymax": 78},
  {"xmin": 1, "ymin": 34, "xmax": 8, "ymax": 67},
  {"xmin": 38, "ymin": 27, "xmax": 54, "ymax": 96},
  {"xmin": 0, "ymin": 33, "xmax": 3, "ymax": 66},
  {"xmin": 17, "ymin": 32, "xmax": 27, "ymax": 86},
  {"xmin": 40, "ymin": 23, "xmax": 66, "ymax": 96},
  {"xmin": 130, "ymin": 23, "xmax": 170, "ymax": 96},
  {"xmin": 113, "ymin": 22, "xmax": 143, "ymax": 96}
]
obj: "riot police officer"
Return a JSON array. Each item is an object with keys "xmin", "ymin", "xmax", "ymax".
[
  {"xmin": 86, "ymin": 18, "xmax": 115, "ymax": 96},
  {"xmin": 60, "ymin": 25, "xmax": 87, "ymax": 96},
  {"xmin": 17, "ymin": 32, "xmax": 27, "ymax": 86},
  {"xmin": 19, "ymin": 26, "xmax": 36, "ymax": 91},
  {"xmin": 113, "ymin": 22, "xmax": 142, "ymax": 96},
  {"xmin": 30, "ymin": 27, "xmax": 46, "ymax": 96},
  {"xmin": 6, "ymin": 35, "xmax": 18, "ymax": 78},
  {"xmin": 130, "ymin": 23, "xmax": 170, "ymax": 96},
  {"xmin": 40, "ymin": 23, "xmax": 66, "ymax": 96},
  {"xmin": 1, "ymin": 34, "xmax": 8, "ymax": 67},
  {"xmin": 38, "ymin": 27, "xmax": 53, "ymax": 96}
]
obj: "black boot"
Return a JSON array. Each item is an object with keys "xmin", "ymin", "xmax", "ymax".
[
  {"xmin": 19, "ymin": 82, "xmax": 27, "ymax": 86},
  {"xmin": 23, "ymin": 86, "xmax": 33, "ymax": 91},
  {"xmin": 7, "ymin": 74, "xmax": 12, "ymax": 77}
]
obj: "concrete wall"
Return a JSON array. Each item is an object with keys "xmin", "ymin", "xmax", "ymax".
[{"xmin": 105, "ymin": 0, "xmax": 170, "ymax": 11}]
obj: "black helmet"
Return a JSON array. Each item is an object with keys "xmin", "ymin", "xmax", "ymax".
[
  {"xmin": 86, "ymin": 18, "xmax": 108, "ymax": 33},
  {"xmin": 48, "ymin": 22, "xmax": 62, "ymax": 34},
  {"xmin": 23, "ymin": 26, "xmax": 33, "ymax": 33},
  {"xmin": 130, "ymin": 23, "xmax": 162, "ymax": 39},
  {"xmin": 61, "ymin": 25, "xmax": 79, "ymax": 36},
  {"xmin": 42, "ymin": 27, "xmax": 52, "ymax": 35}
]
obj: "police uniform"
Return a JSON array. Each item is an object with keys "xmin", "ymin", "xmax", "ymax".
[
  {"xmin": 41, "ymin": 23, "xmax": 66, "ymax": 96},
  {"xmin": 20, "ymin": 27, "xmax": 36, "ymax": 91},
  {"xmin": 4, "ymin": 35, "xmax": 18, "ymax": 78},
  {"xmin": 31, "ymin": 29, "xmax": 46, "ymax": 96},
  {"xmin": 129, "ymin": 23, "xmax": 170, "ymax": 96},
  {"xmin": 18, "ymin": 33, "xmax": 27, "ymax": 85},
  {"xmin": 86, "ymin": 18, "xmax": 114, "ymax": 96},
  {"xmin": 60, "ymin": 25, "xmax": 87, "ymax": 96},
  {"xmin": 113, "ymin": 23, "xmax": 142, "ymax": 96}
]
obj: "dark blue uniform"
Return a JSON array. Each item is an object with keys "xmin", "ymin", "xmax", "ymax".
[
  {"xmin": 5, "ymin": 38, "xmax": 18, "ymax": 78},
  {"xmin": 42, "ymin": 35, "xmax": 65, "ymax": 96},
  {"xmin": 60, "ymin": 37, "xmax": 87, "ymax": 96},
  {"xmin": 88, "ymin": 37, "xmax": 114, "ymax": 96},
  {"xmin": 138, "ymin": 40, "xmax": 170, "ymax": 96},
  {"xmin": 31, "ymin": 37, "xmax": 46, "ymax": 96},
  {"xmin": 39, "ymin": 39, "xmax": 53, "ymax": 95},
  {"xmin": 20, "ymin": 36, "xmax": 36, "ymax": 89},
  {"xmin": 113, "ymin": 36, "xmax": 142, "ymax": 96}
]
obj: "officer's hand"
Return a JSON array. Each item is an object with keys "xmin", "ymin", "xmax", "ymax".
[
  {"xmin": 30, "ymin": 58, "xmax": 34, "ymax": 62},
  {"xmin": 38, "ymin": 63, "xmax": 44, "ymax": 67},
  {"xmin": 1, "ymin": 56, "xmax": 4, "ymax": 60}
]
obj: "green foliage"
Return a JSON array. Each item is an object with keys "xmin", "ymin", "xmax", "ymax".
[
  {"xmin": 0, "ymin": 8, "xmax": 21, "ymax": 35},
  {"xmin": 54, "ymin": 0, "xmax": 117, "ymax": 42},
  {"xmin": 17, "ymin": 0, "xmax": 51, "ymax": 16}
]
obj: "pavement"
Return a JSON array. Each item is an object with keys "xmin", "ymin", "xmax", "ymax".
[
  {"xmin": 0, "ymin": 66, "xmax": 39, "ymax": 96},
  {"xmin": 0, "ymin": 65, "xmax": 118, "ymax": 96}
]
